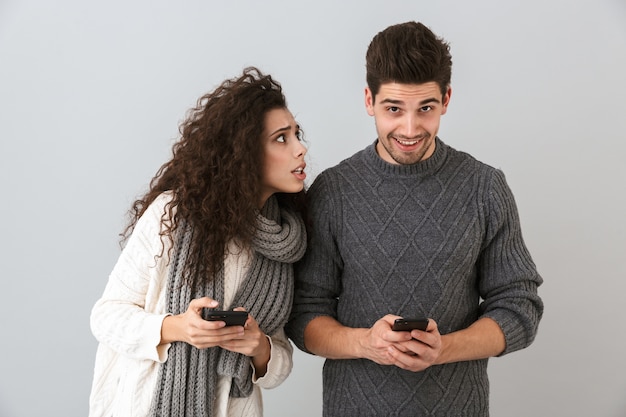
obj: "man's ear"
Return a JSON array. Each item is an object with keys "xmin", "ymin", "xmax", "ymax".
[
  {"xmin": 441, "ymin": 86, "xmax": 452, "ymax": 115},
  {"xmin": 365, "ymin": 87, "xmax": 375, "ymax": 116}
]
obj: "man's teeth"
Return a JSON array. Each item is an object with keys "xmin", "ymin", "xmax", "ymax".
[{"xmin": 397, "ymin": 139, "xmax": 418, "ymax": 145}]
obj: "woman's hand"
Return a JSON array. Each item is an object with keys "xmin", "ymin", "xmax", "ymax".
[
  {"xmin": 219, "ymin": 307, "xmax": 271, "ymax": 377},
  {"xmin": 160, "ymin": 297, "xmax": 245, "ymax": 349}
]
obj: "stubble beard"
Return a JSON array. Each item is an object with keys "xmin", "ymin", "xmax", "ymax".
[{"xmin": 382, "ymin": 132, "xmax": 434, "ymax": 165}]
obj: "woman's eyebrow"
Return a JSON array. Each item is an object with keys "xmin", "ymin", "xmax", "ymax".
[{"xmin": 269, "ymin": 125, "xmax": 291, "ymax": 136}]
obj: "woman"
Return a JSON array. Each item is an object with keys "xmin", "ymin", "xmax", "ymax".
[{"xmin": 89, "ymin": 67, "xmax": 308, "ymax": 417}]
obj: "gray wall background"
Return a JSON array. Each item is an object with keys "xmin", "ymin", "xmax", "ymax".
[{"xmin": 1, "ymin": 0, "xmax": 625, "ymax": 416}]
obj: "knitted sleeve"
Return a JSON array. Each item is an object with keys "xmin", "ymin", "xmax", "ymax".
[
  {"xmin": 477, "ymin": 169, "xmax": 544, "ymax": 355},
  {"xmin": 286, "ymin": 172, "xmax": 343, "ymax": 353},
  {"xmin": 90, "ymin": 193, "xmax": 173, "ymax": 362},
  {"xmin": 252, "ymin": 328, "xmax": 294, "ymax": 389}
]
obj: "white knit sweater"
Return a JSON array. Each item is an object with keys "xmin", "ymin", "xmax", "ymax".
[{"xmin": 89, "ymin": 193, "xmax": 293, "ymax": 417}]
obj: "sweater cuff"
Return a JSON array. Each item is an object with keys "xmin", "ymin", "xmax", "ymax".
[
  {"xmin": 484, "ymin": 307, "xmax": 540, "ymax": 356},
  {"xmin": 145, "ymin": 313, "xmax": 171, "ymax": 363},
  {"xmin": 251, "ymin": 333, "xmax": 293, "ymax": 389},
  {"xmin": 286, "ymin": 312, "xmax": 328, "ymax": 354}
]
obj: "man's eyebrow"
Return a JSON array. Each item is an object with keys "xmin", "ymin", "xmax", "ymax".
[
  {"xmin": 379, "ymin": 97, "xmax": 441, "ymax": 106},
  {"xmin": 418, "ymin": 97, "xmax": 441, "ymax": 105}
]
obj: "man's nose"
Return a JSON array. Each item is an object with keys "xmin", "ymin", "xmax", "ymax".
[{"xmin": 402, "ymin": 114, "xmax": 420, "ymax": 138}]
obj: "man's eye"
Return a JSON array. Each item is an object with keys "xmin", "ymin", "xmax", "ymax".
[
  {"xmin": 388, "ymin": 106, "xmax": 400, "ymax": 113},
  {"xmin": 420, "ymin": 106, "xmax": 433, "ymax": 112}
]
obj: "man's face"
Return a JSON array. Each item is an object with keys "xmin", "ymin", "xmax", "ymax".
[{"xmin": 365, "ymin": 81, "xmax": 451, "ymax": 165}]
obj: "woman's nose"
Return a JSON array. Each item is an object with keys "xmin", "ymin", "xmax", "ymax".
[{"xmin": 295, "ymin": 141, "xmax": 307, "ymax": 157}]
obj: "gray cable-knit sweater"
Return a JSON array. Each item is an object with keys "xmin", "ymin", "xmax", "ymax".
[{"xmin": 286, "ymin": 138, "xmax": 543, "ymax": 417}]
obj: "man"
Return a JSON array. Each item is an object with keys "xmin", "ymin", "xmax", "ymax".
[{"xmin": 286, "ymin": 21, "xmax": 543, "ymax": 416}]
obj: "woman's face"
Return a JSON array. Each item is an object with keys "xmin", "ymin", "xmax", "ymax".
[{"xmin": 259, "ymin": 107, "xmax": 307, "ymax": 206}]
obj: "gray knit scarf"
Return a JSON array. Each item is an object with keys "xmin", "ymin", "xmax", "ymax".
[{"xmin": 148, "ymin": 196, "xmax": 306, "ymax": 417}]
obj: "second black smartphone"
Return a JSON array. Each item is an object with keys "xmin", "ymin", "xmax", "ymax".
[
  {"xmin": 392, "ymin": 317, "xmax": 429, "ymax": 332},
  {"xmin": 205, "ymin": 310, "xmax": 248, "ymax": 326}
]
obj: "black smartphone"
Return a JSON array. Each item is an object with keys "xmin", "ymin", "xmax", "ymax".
[
  {"xmin": 205, "ymin": 310, "xmax": 248, "ymax": 326},
  {"xmin": 392, "ymin": 317, "xmax": 429, "ymax": 332}
]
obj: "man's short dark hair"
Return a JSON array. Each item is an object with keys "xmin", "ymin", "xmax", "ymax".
[{"xmin": 366, "ymin": 21, "xmax": 452, "ymax": 100}]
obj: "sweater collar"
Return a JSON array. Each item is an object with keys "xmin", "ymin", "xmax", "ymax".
[{"xmin": 365, "ymin": 137, "xmax": 448, "ymax": 176}]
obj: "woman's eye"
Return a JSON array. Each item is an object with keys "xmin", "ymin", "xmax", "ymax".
[
  {"xmin": 276, "ymin": 135, "xmax": 286, "ymax": 143},
  {"xmin": 296, "ymin": 130, "xmax": 304, "ymax": 141}
]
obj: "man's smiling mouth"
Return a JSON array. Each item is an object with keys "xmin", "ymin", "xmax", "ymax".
[{"xmin": 396, "ymin": 138, "xmax": 419, "ymax": 146}]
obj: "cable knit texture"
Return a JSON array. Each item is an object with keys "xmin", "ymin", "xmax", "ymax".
[
  {"xmin": 286, "ymin": 138, "xmax": 543, "ymax": 417},
  {"xmin": 149, "ymin": 195, "xmax": 306, "ymax": 417}
]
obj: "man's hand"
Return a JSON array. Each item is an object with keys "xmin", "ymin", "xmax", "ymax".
[{"xmin": 386, "ymin": 318, "xmax": 442, "ymax": 372}]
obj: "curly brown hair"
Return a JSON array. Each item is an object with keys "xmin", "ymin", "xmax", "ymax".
[
  {"xmin": 366, "ymin": 21, "xmax": 452, "ymax": 100},
  {"xmin": 121, "ymin": 67, "xmax": 306, "ymax": 289}
]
